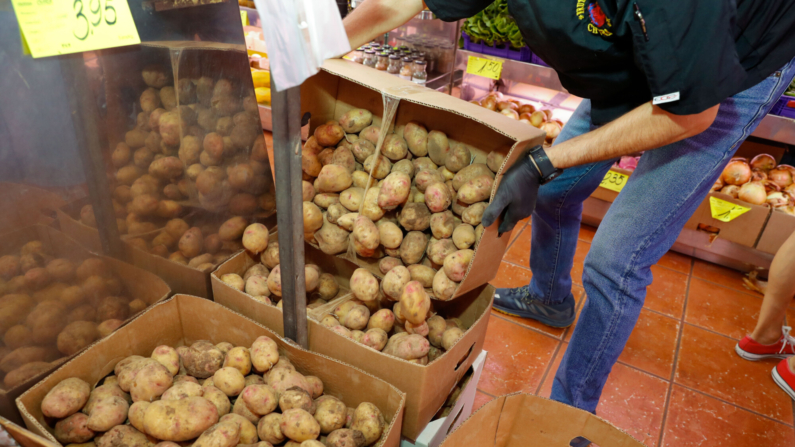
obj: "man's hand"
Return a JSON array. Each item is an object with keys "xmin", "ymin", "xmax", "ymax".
[
  {"xmin": 343, "ymin": 0, "xmax": 425, "ymax": 50},
  {"xmin": 481, "ymin": 150, "xmax": 542, "ymax": 235}
]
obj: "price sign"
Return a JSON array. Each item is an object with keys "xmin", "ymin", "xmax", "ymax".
[
  {"xmin": 466, "ymin": 56, "xmax": 503, "ymax": 80},
  {"xmin": 241, "ymin": 10, "xmax": 249, "ymax": 27},
  {"xmin": 599, "ymin": 170, "xmax": 630, "ymax": 193},
  {"xmin": 709, "ymin": 197, "xmax": 750, "ymax": 222},
  {"xmin": 11, "ymin": 0, "xmax": 140, "ymax": 59}
]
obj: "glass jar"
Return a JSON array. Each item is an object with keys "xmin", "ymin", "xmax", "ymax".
[
  {"xmin": 387, "ymin": 54, "xmax": 401, "ymax": 75},
  {"xmin": 351, "ymin": 47, "xmax": 365, "ymax": 64},
  {"xmin": 363, "ymin": 50, "xmax": 377, "ymax": 68},
  {"xmin": 412, "ymin": 60, "xmax": 428, "ymax": 86},
  {"xmin": 399, "ymin": 57, "xmax": 414, "ymax": 80},
  {"xmin": 375, "ymin": 53, "xmax": 389, "ymax": 71}
]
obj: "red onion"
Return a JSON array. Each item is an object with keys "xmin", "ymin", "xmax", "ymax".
[
  {"xmin": 720, "ymin": 185, "xmax": 740, "ymax": 198},
  {"xmin": 751, "ymin": 169, "xmax": 768, "ymax": 182},
  {"xmin": 750, "ymin": 154, "xmax": 777, "ymax": 171},
  {"xmin": 721, "ymin": 160, "xmax": 752, "ymax": 185},
  {"xmin": 768, "ymin": 167, "xmax": 793, "ymax": 188},
  {"xmin": 738, "ymin": 181, "xmax": 767, "ymax": 205},
  {"xmin": 766, "ymin": 191, "xmax": 788, "ymax": 207}
]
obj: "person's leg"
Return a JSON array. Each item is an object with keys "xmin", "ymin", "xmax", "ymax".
[
  {"xmin": 551, "ymin": 58, "xmax": 795, "ymax": 413},
  {"xmin": 493, "ymin": 99, "xmax": 617, "ymax": 325},
  {"xmin": 750, "ymin": 230, "xmax": 795, "ymax": 345}
]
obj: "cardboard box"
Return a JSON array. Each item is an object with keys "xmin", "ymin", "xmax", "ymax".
[
  {"xmin": 16, "ymin": 295, "xmax": 406, "ymax": 447},
  {"xmin": 402, "ymin": 350, "xmax": 487, "ymax": 447},
  {"xmin": 439, "ymin": 393, "xmax": 644, "ymax": 447},
  {"xmin": 301, "ymin": 60, "xmax": 546, "ymax": 300},
  {"xmin": 0, "ymin": 225, "xmax": 170, "ymax": 425},
  {"xmin": 683, "ymin": 192, "xmax": 771, "ymax": 248},
  {"xmin": 755, "ymin": 210, "xmax": 795, "ymax": 255},
  {"xmin": 211, "ymin": 233, "xmax": 359, "ymax": 335},
  {"xmin": 0, "ymin": 416, "xmax": 60, "ymax": 447},
  {"xmin": 55, "ymin": 198, "xmax": 103, "ymax": 254},
  {"xmin": 0, "ymin": 183, "xmax": 66, "ymax": 235},
  {"xmin": 309, "ymin": 285, "xmax": 493, "ymax": 440},
  {"xmin": 589, "ymin": 167, "xmax": 633, "ymax": 204}
]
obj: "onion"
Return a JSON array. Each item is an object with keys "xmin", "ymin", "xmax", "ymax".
[
  {"xmin": 731, "ymin": 157, "xmax": 748, "ymax": 163},
  {"xmin": 470, "ymin": 99, "xmax": 481, "ymax": 106},
  {"xmin": 784, "ymin": 183, "xmax": 795, "ymax": 196},
  {"xmin": 778, "ymin": 205, "xmax": 795, "ymax": 216},
  {"xmin": 766, "ymin": 191, "xmax": 788, "ymax": 207},
  {"xmin": 768, "ymin": 167, "xmax": 793, "ymax": 188},
  {"xmin": 750, "ymin": 154, "xmax": 777, "ymax": 171},
  {"xmin": 764, "ymin": 181, "xmax": 781, "ymax": 193},
  {"xmin": 738, "ymin": 181, "xmax": 767, "ymax": 205},
  {"xmin": 500, "ymin": 108, "xmax": 519, "ymax": 120},
  {"xmin": 518, "ymin": 104, "xmax": 536, "ymax": 115},
  {"xmin": 540, "ymin": 122, "xmax": 562, "ymax": 143},
  {"xmin": 721, "ymin": 160, "xmax": 752, "ymax": 185},
  {"xmin": 497, "ymin": 100, "xmax": 518, "ymax": 111},
  {"xmin": 751, "ymin": 169, "xmax": 767, "ymax": 182},
  {"xmin": 720, "ymin": 185, "xmax": 740, "ymax": 198},
  {"xmin": 711, "ymin": 178, "xmax": 724, "ymax": 192},
  {"xmin": 481, "ymin": 96, "xmax": 497, "ymax": 111},
  {"xmin": 529, "ymin": 111, "xmax": 547, "ymax": 128}
]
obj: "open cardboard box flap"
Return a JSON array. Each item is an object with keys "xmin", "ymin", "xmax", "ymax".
[
  {"xmin": 17, "ymin": 295, "xmax": 405, "ymax": 447},
  {"xmin": 439, "ymin": 393, "xmax": 644, "ymax": 447},
  {"xmin": 302, "ymin": 60, "xmax": 546, "ymax": 299}
]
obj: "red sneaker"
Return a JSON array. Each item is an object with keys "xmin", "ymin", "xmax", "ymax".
[
  {"xmin": 772, "ymin": 359, "xmax": 795, "ymax": 400},
  {"xmin": 735, "ymin": 326, "xmax": 795, "ymax": 360}
]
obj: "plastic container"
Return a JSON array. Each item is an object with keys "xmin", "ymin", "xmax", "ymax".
[
  {"xmin": 462, "ymin": 32, "xmax": 532, "ymax": 62},
  {"xmin": 770, "ymin": 94, "xmax": 795, "ymax": 119}
]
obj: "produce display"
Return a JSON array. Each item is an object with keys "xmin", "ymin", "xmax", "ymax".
[
  {"xmin": 301, "ymin": 107, "xmax": 503, "ymax": 302},
  {"xmin": 712, "ymin": 155, "xmax": 795, "ymax": 215},
  {"xmin": 40, "ymin": 339, "xmax": 388, "ymax": 447},
  {"xmin": 461, "ymin": 0, "xmax": 525, "ymax": 49},
  {"xmin": 470, "ymin": 92, "xmax": 563, "ymax": 145},
  {"xmin": 102, "ymin": 63, "xmax": 274, "ymax": 271},
  {"xmin": 0, "ymin": 243, "xmax": 143, "ymax": 389},
  {"xmin": 251, "ymin": 69, "xmax": 271, "ymax": 106}
]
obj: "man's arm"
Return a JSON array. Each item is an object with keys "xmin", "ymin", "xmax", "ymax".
[
  {"xmin": 546, "ymin": 101, "xmax": 719, "ymax": 169},
  {"xmin": 343, "ymin": 0, "xmax": 425, "ymax": 50}
]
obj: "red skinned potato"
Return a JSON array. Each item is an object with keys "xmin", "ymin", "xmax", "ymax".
[
  {"xmin": 352, "ymin": 216, "xmax": 380, "ymax": 251},
  {"xmin": 457, "ymin": 175, "xmax": 494, "ymax": 204},
  {"xmin": 339, "ymin": 108, "xmax": 373, "ymax": 133},
  {"xmin": 242, "ymin": 223, "xmax": 269, "ymax": 254},
  {"xmin": 143, "ymin": 396, "xmax": 219, "ymax": 441},
  {"xmin": 399, "ymin": 281, "xmax": 430, "ymax": 325},
  {"xmin": 41, "ymin": 377, "xmax": 91, "ymax": 418},
  {"xmin": 452, "ymin": 163, "xmax": 494, "ymax": 191},
  {"xmin": 377, "ymin": 172, "xmax": 411, "ymax": 210},
  {"xmin": 316, "ymin": 165, "xmax": 353, "ymax": 193},
  {"xmin": 414, "ymin": 169, "xmax": 444, "ymax": 193},
  {"xmin": 403, "ymin": 121, "xmax": 428, "ymax": 157},
  {"xmin": 381, "ymin": 134, "xmax": 408, "ymax": 161},
  {"xmin": 314, "ymin": 122, "xmax": 345, "ymax": 147},
  {"xmin": 426, "ymin": 130, "xmax": 450, "ymax": 166},
  {"xmin": 424, "ymin": 182, "xmax": 452, "ymax": 212},
  {"xmin": 399, "ymin": 231, "xmax": 428, "ymax": 265},
  {"xmin": 433, "ymin": 269, "xmax": 458, "ymax": 301},
  {"xmin": 179, "ymin": 227, "xmax": 204, "ymax": 258},
  {"xmin": 55, "ymin": 413, "xmax": 95, "ymax": 444},
  {"xmin": 383, "ymin": 333, "xmax": 429, "ymax": 360},
  {"xmin": 350, "ymin": 268, "xmax": 380, "ymax": 302},
  {"xmin": 443, "ymin": 249, "xmax": 474, "ymax": 282},
  {"xmin": 382, "ymin": 265, "xmax": 410, "ymax": 300}
]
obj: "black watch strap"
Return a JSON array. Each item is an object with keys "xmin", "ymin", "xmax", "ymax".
[{"xmin": 528, "ymin": 145, "xmax": 563, "ymax": 184}]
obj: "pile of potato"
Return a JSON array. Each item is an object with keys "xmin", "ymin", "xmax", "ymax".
[
  {"xmin": 0, "ymin": 243, "xmax": 143, "ymax": 389},
  {"xmin": 318, "ymin": 267, "xmax": 467, "ymax": 364},
  {"xmin": 125, "ymin": 215, "xmax": 254, "ymax": 272},
  {"xmin": 41, "ymin": 339, "xmax": 387, "ymax": 447},
  {"xmin": 301, "ymin": 108, "xmax": 504, "ymax": 301},
  {"xmin": 100, "ymin": 64, "xmax": 275, "ymax": 239},
  {"xmin": 219, "ymin": 224, "xmax": 342, "ymax": 309}
]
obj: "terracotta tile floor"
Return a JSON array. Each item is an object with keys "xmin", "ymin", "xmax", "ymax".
[{"xmin": 476, "ymin": 221, "xmax": 795, "ymax": 446}]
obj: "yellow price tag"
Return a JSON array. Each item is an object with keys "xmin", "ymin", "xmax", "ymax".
[
  {"xmin": 599, "ymin": 170, "xmax": 629, "ymax": 193},
  {"xmin": 11, "ymin": 0, "xmax": 140, "ymax": 59},
  {"xmin": 466, "ymin": 56, "xmax": 503, "ymax": 80},
  {"xmin": 709, "ymin": 197, "xmax": 750, "ymax": 222},
  {"xmin": 241, "ymin": 10, "xmax": 249, "ymax": 27}
]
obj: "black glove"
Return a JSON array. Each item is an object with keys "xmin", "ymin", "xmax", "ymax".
[{"xmin": 481, "ymin": 150, "xmax": 542, "ymax": 235}]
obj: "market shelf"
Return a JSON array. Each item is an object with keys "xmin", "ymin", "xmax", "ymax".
[{"xmin": 752, "ymin": 114, "xmax": 795, "ymax": 145}]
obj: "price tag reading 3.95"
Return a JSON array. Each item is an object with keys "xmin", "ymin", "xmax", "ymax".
[
  {"xmin": 466, "ymin": 56, "xmax": 504, "ymax": 80},
  {"xmin": 599, "ymin": 170, "xmax": 630, "ymax": 193},
  {"xmin": 11, "ymin": 0, "xmax": 140, "ymax": 58}
]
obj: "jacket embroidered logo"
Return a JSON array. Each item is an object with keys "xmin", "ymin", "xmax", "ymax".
[{"xmin": 576, "ymin": 0, "xmax": 613, "ymax": 37}]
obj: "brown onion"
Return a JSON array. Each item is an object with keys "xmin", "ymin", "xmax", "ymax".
[
  {"xmin": 765, "ymin": 181, "xmax": 781, "ymax": 193},
  {"xmin": 768, "ymin": 167, "xmax": 793, "ymax": 188},
  {"xmin": 784, "ymin": 183, "xmax": 795, "ymax": 196},
  {"xmin": 750, "ymin": 154, "xmax": 777, "ymax": 171},
  {"xmin": 766, "ymin": 191, "xmax": 788, "ymax": 207},
  {"xmin": 500, "ymin": 108, "xmax": 519, "ymax": 119},
  {"xmin": 720, "ymin": 185, "xmax": 740, "ymax": 198},
  {"xmin": 481, "ymin": 96, "xmax": 497, "ymax": 111},
  {"xmin": 518, "ymin": 104, "xmax": 536, "ymax": 115},
  {"xmin": 751, "ymin": 169, "xmax": 768, "ymax": 182},
  {"xmin": 711, "ymin": 178, "xmax": 724, "ymax": 192},
  {"xmin": 529, "ymin": 111, "xmax": 547, "ymax": 128},
  {"xmin": 721, "ymin": 160, "xmax": 752, "ymax": 185},
  {"xmin": 738, "ymin": 181, "xmax": 767, "ymax": 205},
  {"xmin": 497, "ymin": 100, "xmax": 518, "ymax": 111},
  {"xmin": 541, "ymin": 122, "xmax": 562, "ymax": 143},
  {"xmin": 470, "ymin": 100, "xmax": 481, "ymax": 106},
  {"xmin": 778, "ymin": 205, "xmax": 795, "ymax": 216}
]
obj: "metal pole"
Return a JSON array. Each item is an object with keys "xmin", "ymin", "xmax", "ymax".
[
  {"xmin": 271, "ymin": 81, "xmax": 308, "ymax": 348},
  {"xmin": 60, "ymin": 54, "xmax": 123, "ymax": 258}
]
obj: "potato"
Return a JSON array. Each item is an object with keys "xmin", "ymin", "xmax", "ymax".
[
  {"xmin": 192, "ymin": 419, "xmax": 241, "ymax": 447},
  {"xmin": 95, "ymin": 425, "xmax": 150, "ymax": 447},
  {"xmin": 350, "ymin": 403, "xmax": 385, "ymax": 446},
  {"xmin": 457, "ymin": 175, "xmax": 493, "ymax": 204},
  {"xmin": 380, "ymin": 134, "xmax": 408, "ymax": 161},
  {"xmin": 4, "ymin": 361, "xmax": 52, "ymax": 389},
  {"xmin": 378, "ymin": 265, "xmax": 408, "ymax": 300},
  {"xmin": 302, "ymin": 202, "xmax": 324, "ymax": 235},
  {"xmin": 443, "ymin": 249, "xmax": 474, "ymax": 282},
  {"xmin": 403, "ymin": 122, "xmax": 429, "ymax": 157},
  {"xmin": 461, "ymin": 202, "xmax": 486, "ymax": 226},
  {"xmin": 398, "ymin": 203, "xmax": 431, "ymax": 231},
  {"xmin": 376, "ymin": 257, "xmax": 402, "ymax": 275},
  {"xmin": 312, "ymin": 193, "xmax": 339, "ymax": 210},
  {"xmin": 340, "ymin": 305, "xmax": 370, "ymax": 331},
  {"xmin": 365, "ymin": 308, "xmax": 394, "ymax": 333},
  {"xmin": 219, "ymin": 216, "xmax": 248, "ymax": 242},
  {"xmin": 151, "ymin": 346, "xmax": 179, "ymax": 376},
  {"xmin": 267, "ymin": 265, "xmax": 282, "ymax": 296},
  {"xmin": 351, "ymin": 140, "xmax": 376, "ymax": 164},
  {"xmin": 245, "ymin": 275, "xmax": 270, "ymax": 297},
  {"xmin": 413, "ymin": 169, "xmax": 444, "ymax": 193},
  {"xmin": 350, "ymin": 269, "xmax": 379, "ymax": 302},
  {"xmin": 444, "ymin": 143, "xmax": 472, "ymax": 173},
  {"xmin": 399, "ymin": 281, "xmax": 430, "ymax": 325},
  {"xmin": 280, "ymin": 408, "xmax": 321, "ymax": 442},
  {"xmin": 149, "ymin": 156, "xmax": 184, "ymax": 181},
  {"xmin": 268, "ymin": 366, "xmax": 311, "ymax": 398},
  {"xmin": 86, "ymin": 394, "xmax": 129, "ymax": 432},
  {"xmin": 280, "ymin": 387, "xmax": 315, "ymax": 414},
  {"xmin": 142, "ymin": 66, "xmax": 168, "ymax": 88},
  {"xmin": 363, "ymin": 155, "xmax": 392, "ymax": 180},
  {"xmin": 315, "ymin": 218, "xmax": 350, "ymax": 255},
  {"xmin": 352, "ymin": 215, "xmax": 379, "ymax": 250},
  {"xmin": 240, "ymin": 384, "xmax": 278, "ymax": 417},
  {"xmin": 258, "ymin": 413, "xmax": 285, "ymax": 445},
  {"xmin": 315, "ymin": 122, "xmax": 345, "ymax": 147},
  {"xmin": 27, "ymin": 303, "xmax": 68, "ymax": 344},
  {"xmin": 413, "ymin": 157, "xmax": 438, "ymax": 174},
  {"xmin": 131, "ymin": 360, "xmax": 173, "ymax": 402},
  {"xmin": 216, "ymin": 342, "xmax": 234, "ymax": 355},
  {"xmin": 428, "ymin": 238, "xmax": 456, "ymax": 265},
  {"xmin": 377, "ymin": 172, "xmax": 411, "ymax": 210},
  {"xmin": 221, "ymin": 274, "xmax": 245, "ymax": 292},
  {"xmin": 57, "ymin": 321, "xmax": 99, "ymax": 356},
  {"xmin": 338, "ymin": 187, "xmax": 363, "ymax": 212},
  {"xmin": 325, "ymin": 428, "xmax": 366, "ymax": 447},
  {"xmin": 383, "ymin": 333, "xmax": 429, "ymax": 360},
  {"xmin": 390, "ymin": 161, "xmax": 415, "ymax": 181},
  {"xmin": 486, "ymin": 151, "xmax": 505, "ymax": 173},
  {"xmin": 399, "ymin": 231, "xmax": 428, "ymax": 265},
  {"xmin": 201, "ymin": 385, "xmax": 231, "ymax": 417},
  {"xmin": 426, "ymin": 315, "xmax": 447, "ymax": 347},
  {"xmin": 452, "ymin": 224, "xmax": 476, "ymax": 249},
  {"xmin": 213, "ymin": 366, "xmax": 246, "ymax": 396},
  {"xmin": 160, "ymin": 111, "xmax": 187, "ymax": 147},
  {"xmin": 331, "ymin": 147, "xmax": 357, "ymax": 174},
  {"xmin": 251, "ymin": 336, "xmax": 279, "ymax": 373},
  {"xmin": 424, "ymin": 182, "xmax": 452, "ymax": 213},
  {"xmin": 260, "ymin": 242, "xmax": 280, "ymax": 269},
  {"xmin": 315, "ymin": 165, "xmax": 353, "ymax": 193},
  {"xmin": 244, "ymin": 375, "xmax": 265, "ymax": 387},
  {"xmin": 359, "ymin": 187, "xmax": 385, "ymax": 222},
  {"xmin": 244, "ymin": 265, "xmax": 270, "ymax": 282},
  {"xmin": 452, "ymin": 163, "xmax": 494, "ymax": 191},
  {"xmin": 53, "ymin": 412, "xmax": 94, "ymax": 444},
  {"xmin": 180, "ymin": 342, "xmax": 224, "ymax": 379},
  {"xmin": 241, "ymin": 223, "xmax": 269, "ymax": 254},
  {"xmin": 339, "ymin": 109, "xmax": 373, "ymax": 133},
  {"xmin": 441, "ymin": 327, "xmax": 465, "ymax": 351},
  {"xmin": 143, "ymin": 396, "xmax": 219, "ymax": 441},
  {"xmin": 439, "ymin": 166, "xmax": 455, "ymax": 182},
  {"xmin": 220, "ymin": 413, "xmax": 258, "ymax": 444},
  {"xmin": 424, "ymin": 130, "xmax": 450, "ymax": 166},
  {"xmin": 42, "ymin": 377, "xmax": 90, "ymax": 418},
  {"xmin": 432, "ymin": 269, "xmax": 458, "ymax": 301},
  {"xmin": 178, "ymin": 227, "xmax": 203, "ymax": 258}
]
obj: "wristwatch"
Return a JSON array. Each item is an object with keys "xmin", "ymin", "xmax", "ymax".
[{"xmin": 527, "ymin": 145, "xmax": 563, "ymax": 184}]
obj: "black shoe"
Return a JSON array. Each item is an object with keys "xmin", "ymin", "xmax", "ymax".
[{"xmin": 492, "ymin": 285, "xmax": 576, "ymax": 328}]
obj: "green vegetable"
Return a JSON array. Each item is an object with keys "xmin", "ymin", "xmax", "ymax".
[
  {"xmin": 462, "ymin": 0, "xmax": 526, "ymax": 49},
  {"xmin": 785, "ymin": 78, "xmax": 795, "ymax": 97}
]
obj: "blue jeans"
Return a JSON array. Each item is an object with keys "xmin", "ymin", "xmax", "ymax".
[{"xmin": 523, "ymin": 58, "xmax": 795, "ymax": 413}]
